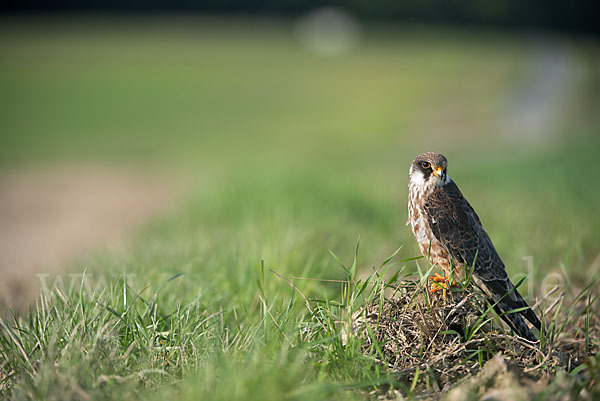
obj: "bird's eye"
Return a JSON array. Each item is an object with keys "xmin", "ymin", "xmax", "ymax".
[{"xmin": 421, "ymin": 161, "xmax": 431, "ymax": 169}]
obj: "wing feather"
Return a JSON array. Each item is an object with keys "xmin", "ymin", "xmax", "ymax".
[{"xmin": 424, "ymin": 181, "xmax": 541, "ymax": 340}]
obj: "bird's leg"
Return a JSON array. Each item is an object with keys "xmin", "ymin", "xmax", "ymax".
[{"xmin": 429, "ymin": 273, "xmax": 457, "ymax": 299}]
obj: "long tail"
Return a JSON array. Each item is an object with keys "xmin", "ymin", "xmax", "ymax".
[
  {"xmin": 494, "ymin": 287, "xmax": 541, "ymax": 342},
  {"xmin": 475, "ymin": 276, "xmax": 541, "ymax": 341}
]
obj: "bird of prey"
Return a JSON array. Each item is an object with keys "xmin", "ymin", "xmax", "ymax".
[{"xmin": 407, "ymin": 152, "xmax": 541, "ymax": 341}]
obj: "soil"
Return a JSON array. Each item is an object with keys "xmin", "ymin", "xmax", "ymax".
[{"xmin": 0, "ymin": 165, "xmax": 179, "ymax": 309}]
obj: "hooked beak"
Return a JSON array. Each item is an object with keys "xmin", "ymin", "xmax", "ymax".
[{"xmin": 432, "ymin": 166, "xmax": 444, "ymax": 178}]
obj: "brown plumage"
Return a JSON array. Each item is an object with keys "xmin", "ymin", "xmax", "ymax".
[{"xmin": 407, "ymin": 152, "xmax": 541, "ymax": 341}]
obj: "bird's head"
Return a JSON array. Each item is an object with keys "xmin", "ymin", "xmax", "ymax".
[{"xmin": 409, "ymin": 152, "xmax": 450, "ymax": 190}]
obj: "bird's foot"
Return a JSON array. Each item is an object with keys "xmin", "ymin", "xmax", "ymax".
[{"xmin": 429, "ymin": 273, "xmax": 457, "ymax": 299}]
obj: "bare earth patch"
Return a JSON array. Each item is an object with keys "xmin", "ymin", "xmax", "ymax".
[{"xmin": 0, "ymin": 165, "xmax": 179, "ymax": 309}]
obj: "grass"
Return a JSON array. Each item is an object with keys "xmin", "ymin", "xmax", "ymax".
[
  {"xmin": 0, "ymin": 16, "xmax": 538, "ymax": 166},
  {"xmin": 1, "ymin": 16, "xmax": 600, "ymax": 400},
  {"xmin": 1, "ymin": 238, "xmax": 597, "ymax": 400},
  {"xmin": 349, "ymin": 264, "xmax": 598, "ymax": 398}
]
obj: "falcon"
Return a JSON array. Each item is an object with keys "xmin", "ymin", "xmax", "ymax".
[{"xmin": 407, "ymin": 152, "xmax": 541, "ymax": 341}]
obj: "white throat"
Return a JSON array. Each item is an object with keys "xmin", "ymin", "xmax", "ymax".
[
  {"xmin": 407, "ymin": 168, "xmax": 450, "ymax": 229},
  {"xmin": 408, "ymin": 168, "xmax": 450, "ymax": 194}
]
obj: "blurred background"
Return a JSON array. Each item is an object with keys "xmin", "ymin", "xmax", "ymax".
[{"xmin": 1, "ymin": 1, "xmax": 599, "ymax": 306}]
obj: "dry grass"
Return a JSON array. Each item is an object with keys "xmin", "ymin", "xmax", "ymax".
[{"xmin": 351, "ymin": 279, "xmax": 599, "ymax": 399}]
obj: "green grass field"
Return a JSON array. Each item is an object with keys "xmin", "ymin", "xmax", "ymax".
[{"xmin": 1, "ymin": 17, "xmax": 599, "ymax": 400}]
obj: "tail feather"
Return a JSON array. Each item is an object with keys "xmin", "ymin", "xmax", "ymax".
[
  {"xmin": 521, "ymin": 303, "xmax": 542, "ymax": 330},
  {"xmin": 493, "ymin": 301, "xmax": 538, "ymax": 342},
  {"xmin": 504, "ymin": 287, "xmax": 541, "ymax": 334},
  {"xmin": 477, "ymin": 278, "xmax": 541, "ymax": 341}
]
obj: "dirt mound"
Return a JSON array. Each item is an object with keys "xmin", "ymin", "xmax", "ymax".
[{"xmin": 353, "ymin": 280, "xmax": 598, "ymax": 399}]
